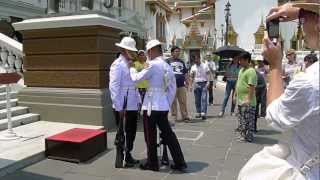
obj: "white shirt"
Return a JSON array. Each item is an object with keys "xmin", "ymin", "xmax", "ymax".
[
  {"xmin": 266, "ymin": 62, "xmax": 319, "ymax": 180},
  {"xmin": 282, "ymin": 62, "xmax": 300, "ymax": 82},
  {"xmin": 130, "ymin": 56, "xmax": 176, "ymax": 111},
  {"xmin": 109, "ymin": 54, "xmax": 140, "ymax": 111},
  {"xmin": 190, "ymin": 63, "xmax": 210, "ymax": 82}
]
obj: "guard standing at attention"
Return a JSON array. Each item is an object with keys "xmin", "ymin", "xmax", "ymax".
[
  {"xmin": 109, "ymin": 37, "xmax": 140, "ymax": 168},
  {"xmin": 129, "ymin": 39, "xmax": 187, "ymax": 172}
]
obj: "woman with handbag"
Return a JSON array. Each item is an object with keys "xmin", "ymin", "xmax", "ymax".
[{"xmin": 238, "ymin": 1, "xmax": 320, "ymax": 179}]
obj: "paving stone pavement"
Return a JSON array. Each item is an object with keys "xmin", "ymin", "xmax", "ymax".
[{"xmin": 1, "ymin": 83, "xmax": 290, "ymax": 180}]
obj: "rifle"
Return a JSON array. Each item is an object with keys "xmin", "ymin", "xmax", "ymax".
[
  {"xmin": 158, "ymin": 131, "xmax": 169, "ymax": 166},
  {"xmin": 114, "ymin": 90, "xmax": 128, "ymax": 168}
]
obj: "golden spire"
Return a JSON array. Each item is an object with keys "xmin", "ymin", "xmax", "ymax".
[
  {"xmin": 291, "ymin": 31, "xmax": 297, "ymax": 41},
  {"xmin": 189, "ymin": 19, "xmax": 201, "ymax": 37},
  {"xmin": 296, "ymin": 23, "xmax": 304, "ymax": 50},
  {"xmin": 290, "ymin": 31, "xmax": 297, "ymax": 50},
  {"xmin": 227, "ymin": 20, "xmax": 238, "ymax": 46},
  {"xmin": 296, "ymin": 24, "xmax": 304, "ymax": 40},
  {"xmin": 254, "ymin": 17, "xmax": 265, "ymax": 45}
]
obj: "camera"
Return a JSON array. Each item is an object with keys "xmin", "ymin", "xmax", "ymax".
[{"xmin": 267, "ymin": 19, "xmax": 279, "ymax": 39}]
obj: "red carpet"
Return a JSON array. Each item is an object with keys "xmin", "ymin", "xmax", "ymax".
[
  {"xmin": 45, "ymin": 128, "xmax": 107, "ymax": 163},
  {"xmin": 47, "ymin": 128, "xmax": 106, "ymax": 143}
]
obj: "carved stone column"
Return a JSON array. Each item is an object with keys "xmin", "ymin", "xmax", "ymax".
[
  {"xmin": 47, "ymin": 0, "xmax": 60, "ymax": 14},
  {"xmin": 13, "ymin": 14, "xmax": 125, "ymax": 129},
  {"xmin": 81, "ymin": 0, "xmax": 94, "ymax": 10}
]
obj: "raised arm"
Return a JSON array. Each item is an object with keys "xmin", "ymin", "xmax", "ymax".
[
  {"xmin": 262, "ymin": 31, "xmax": 284, "ymax": 105},
  {"xmin": 129, "ymin": 64, "xmax": 152, "ymax": 83}
]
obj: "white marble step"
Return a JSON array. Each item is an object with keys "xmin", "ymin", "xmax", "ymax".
[
  {"xmin": 0, "ymin": 106, "xmax": 29, "ymax": 120},
  {"xmin": 0, "ymin": 99, "xmax": 18, "ymax": 110},
  {"xmin": 0, "ymin": 86, "xmax": 6, "ymax": 93},
  {"xmin": 0, "ymin": 121, "xmax": 104, "ymax": 178},
  {"xmin": 0, "ymin": 113, "xmax": 40, "ymax": 131},
  {"xmin": 0, "ymin": 92, "xmax": 18, "ymax": 101}
]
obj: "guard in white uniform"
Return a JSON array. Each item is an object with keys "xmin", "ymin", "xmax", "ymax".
[
  {"xmin": 130, "ymin": 39, "xmax": 187, "ymax": 171},
  {"xmin": 109, "ymin": 37, "xmax": 140, "ymax": 167}
]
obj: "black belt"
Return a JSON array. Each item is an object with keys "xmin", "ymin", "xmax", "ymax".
[{"xmin": 196, "ymin": 81, "xmax": 207, "ymax": 84}]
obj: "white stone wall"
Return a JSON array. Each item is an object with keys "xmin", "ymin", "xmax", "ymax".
[
  {"xmin": 145, "ymin": 3, "xmax": 172, "ymax": 50},
  {"xmin": 145, "ymin": 4, "xmax": 156, "ymax": 40},
  {"xmin": 12, "ymin": 0, "xmax": 46, "ymax": 8},
  {"xmin": 167, "ymin": 14, "xmax": 187, "ymax": 39}
]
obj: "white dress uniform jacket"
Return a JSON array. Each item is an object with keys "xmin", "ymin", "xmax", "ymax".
[
  {"xmin": 130, "ymin": 56, "xmax": 176, "ymax": 111},
  {"xmin": 109, "ymin": 54, "xmax": 140, "ymax": 111},
  {"xmin": 266, "ymin": 62, "xmax": 319, "ymax": 180}
]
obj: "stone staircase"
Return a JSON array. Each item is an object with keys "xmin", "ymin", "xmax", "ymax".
[{"xmin": 0, "ymin": 85, "xmax": 40, "ymax": 131}]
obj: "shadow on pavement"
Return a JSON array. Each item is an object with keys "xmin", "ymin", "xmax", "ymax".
[
  {"xmin": 253, "ymin": 136, "xmax": 278, "ymax": 145},
  {"xmin": 81, "ymin": 148, "xmax": 113, "ymax": 164},
  {"xmin": 188, "ymin": 119, "xmax": 207, "ymax": 123},
  {"xmin": 256, "ymin": 129, "xmax": 281, "ymax": 135},
  {"xmin": 4, "ymin": 171, "xmax": 62, "ymax": 180},
  {"xmin": 178, "ymin": 161, "xmax": 209, "ymax": 174},
  {"xmin": 206, "ymin": 115, "xmax": 220, "ymax": 119}
]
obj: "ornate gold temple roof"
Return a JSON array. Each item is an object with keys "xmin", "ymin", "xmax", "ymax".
[
  {"xmin": 146, "ymin": 0, "xmax": 173, "ymax": 13},
  {"xmin": 290, "ymin": 24, "xmax": 304, "ymax": 50},
  {"xmin": 189, "ymin": 20, "xmax": 201, "ymax": 36},
  {"xmin": 254, "ymin": 18, "xmax": 265, "ymax": 45},
  {"xmin": 165, "ymin": 0, "xmax": 208, "ymax": 8},
  {"xmin": 227, "ymin": 21, "xmax": 238, "ymax": 46},
  {"xmin": 182, "ymin": 20, "xmax": 204, "ymax": 48},
  {"xmin": 181, "ymin": 6, "xmax": 214, "ymax": 24}
]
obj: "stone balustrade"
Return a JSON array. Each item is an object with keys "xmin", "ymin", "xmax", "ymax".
[
  {"xmin": 0, "ymin": 33, "xmax": 23, "ymax": 74},
  {"xmin": 47, "ymin": 0, "xmax": 114, "ymax": 14}
]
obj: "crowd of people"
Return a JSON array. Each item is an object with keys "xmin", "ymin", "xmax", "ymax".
[{"xmin": 108, "ymin": 0, "xmax": 319, "ymax": 179}]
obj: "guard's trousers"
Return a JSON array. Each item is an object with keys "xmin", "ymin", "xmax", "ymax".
[
  {"xmin": 113, "ymin": 110, "xmax": 138, "ymax": 153},
  {"xmin": 143, "ymin": 110, "xmax": 186, "ymax": 168}
]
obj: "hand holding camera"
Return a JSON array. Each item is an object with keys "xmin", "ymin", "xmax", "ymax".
[{"xmin": 262, "ymin": 31, "xmax": 283, "ymax": 69}]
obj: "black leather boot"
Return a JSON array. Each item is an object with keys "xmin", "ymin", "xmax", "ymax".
[{"xmin": 125, "ymin": 153, "xmax": 139, "ymax": 167}]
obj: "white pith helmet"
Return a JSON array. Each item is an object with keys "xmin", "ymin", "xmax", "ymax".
[
  {"xmin": 115, "ymin": 37, "xmax": 138, "ymax": 52},
  {"xmin": 146, "ymin": 39, "xmax": 162, "ymax": 51}
]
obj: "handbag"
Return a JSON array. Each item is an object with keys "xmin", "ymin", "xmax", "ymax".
[{"xmin": 238, "ymin": 144, "xmax": 320, "ymax": 180}]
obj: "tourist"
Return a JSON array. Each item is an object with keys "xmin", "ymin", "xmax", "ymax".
[
  {"xmin": 263, "ymin": 1, "xmax": 320, "ymax": 179},
  {"xmin": 234, "ymin": 52, "xmax": 257, "ymax": 142},
  {"xmin": 189, "ymin": 55, "xmax": 210, "ymax": 120},
  {"xmin": 166, "ymin": 46, "xmax": 190, "ymax": 123},
  {"xmin": 219, "ymin": 58, "xmax": 240, "ymax": 117}
]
